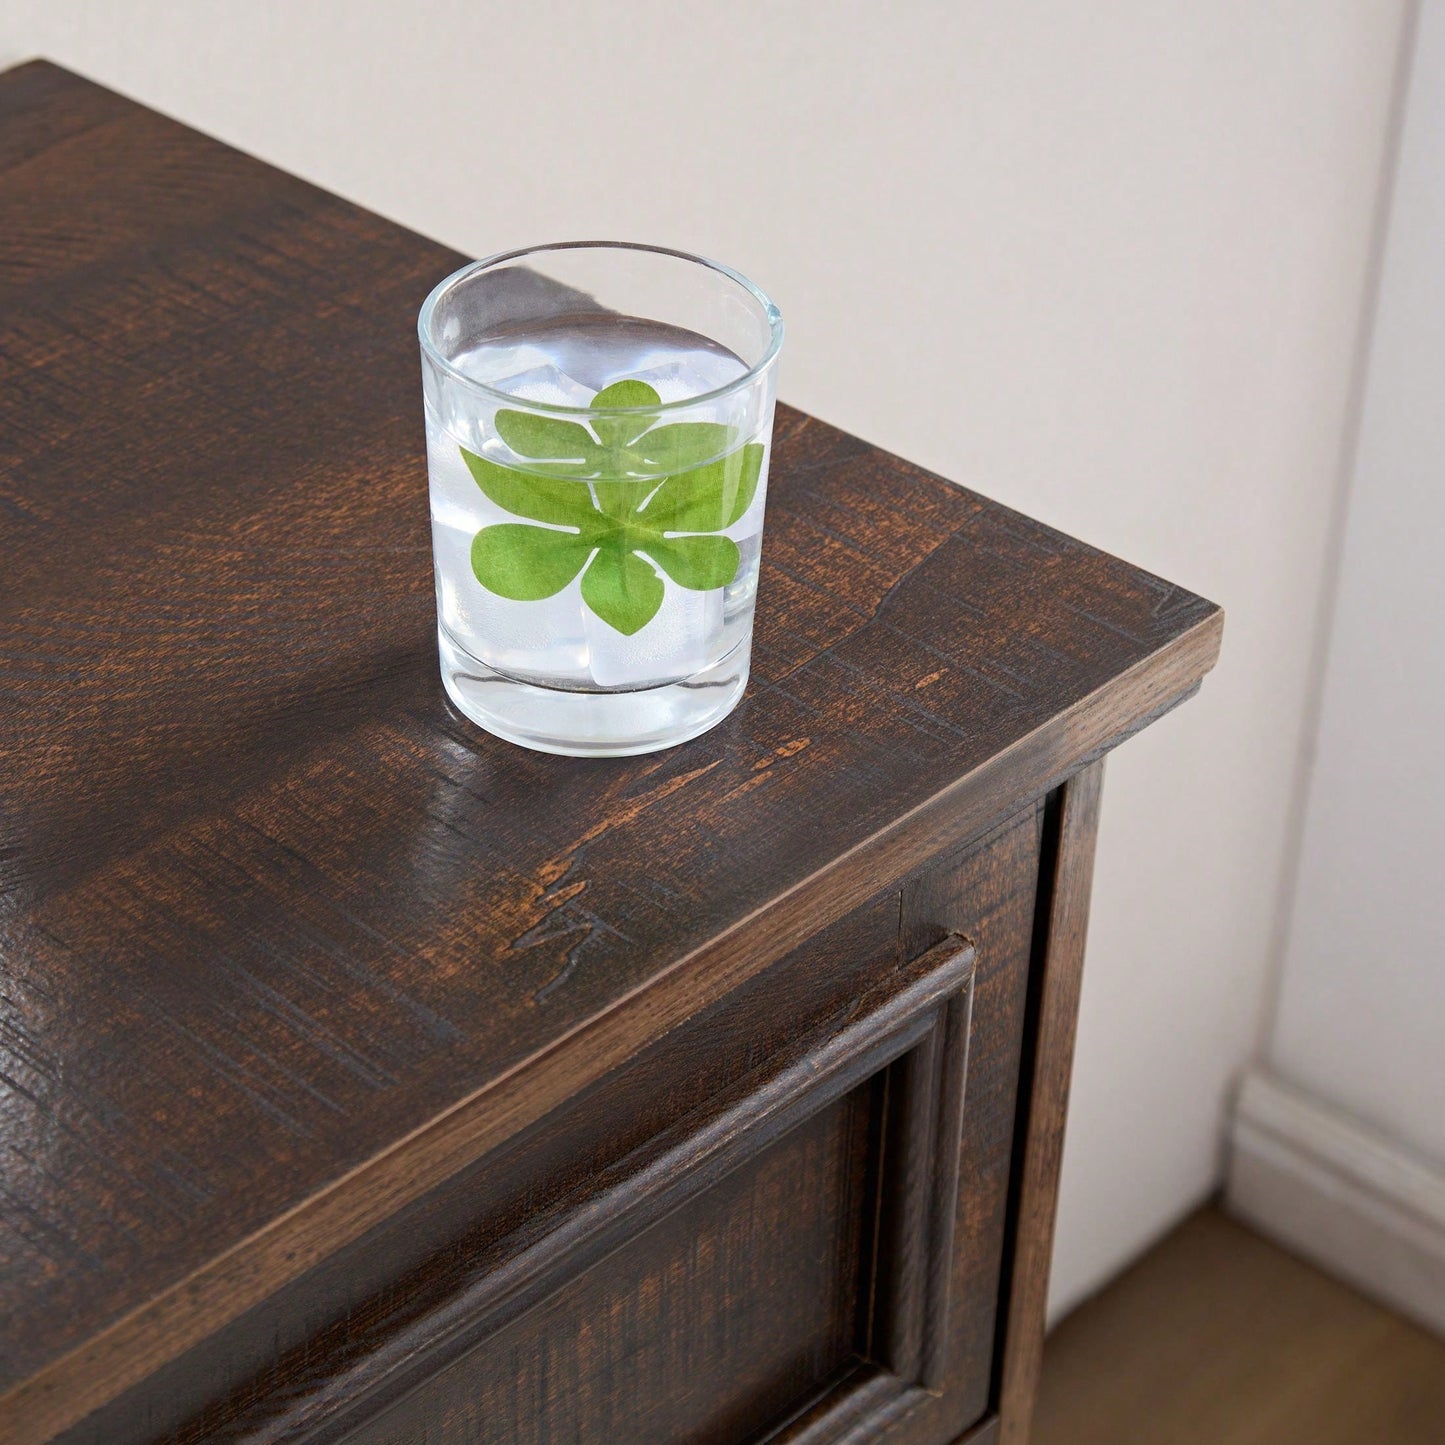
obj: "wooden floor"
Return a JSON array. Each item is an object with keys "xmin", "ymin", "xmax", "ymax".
[{"xmin": 1033, "ymin": 1206, "xmax": 1445, "ymax": 1445}]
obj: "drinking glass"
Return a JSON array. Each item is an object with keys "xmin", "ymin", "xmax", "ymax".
[{"xmin": 419, "ymin": 242, "xmax": 783, "ymax": 756}]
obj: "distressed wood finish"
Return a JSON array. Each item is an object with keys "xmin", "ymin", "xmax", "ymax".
[
  {"xmin": 1, "ymin": 59, "xmax": 1222, "ymax": 1445},
  {"xmin": 340, "ymin": 938, "xmax": 976, "ymax": 1445},
  {"xmin": 996, "ymin": 763, "xmax": 1106, "ymax": 1445},
  {"xmin": 134, "ymin": 824, "xmax": 1037, "ymax": 1445}
]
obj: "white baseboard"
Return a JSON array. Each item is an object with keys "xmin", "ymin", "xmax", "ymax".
[{"xmin": 1225, "ymin": 1066, "xmax": 1445, "ymax": 1337}]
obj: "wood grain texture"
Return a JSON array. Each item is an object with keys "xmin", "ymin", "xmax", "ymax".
[
  {"xmin": 996, "ymin": 762, "xmax": 1105, "ymax": 1445},
  {"xmin": 173, "ymin": 936, "xmax": 975, "ymax": 1443},
  {"xmin": 346, "ymin": 1092, "xmax": 877, "ymax": 1445},
  {"xmin": 65, "ymin": 816, "xmax": 1039, "ymax": 1445},
  {"xmin": 336, "ymin": 937, "xmax": 977, "ymax": 1445},
  {"xmin": 72, "ymin": 893, "xmax": 907, "ymax": 1443},
  {"xmin": 1033, "ymin": 1207, "xmax": 1445, "ymax": 1445},
  {"xmin": 0, "ymin": 59, "xmax": 1221, "ymax": 1442},
  {"xmin": 871, "ymin": 801, "xmax": 1054, "ymax": 1445}
]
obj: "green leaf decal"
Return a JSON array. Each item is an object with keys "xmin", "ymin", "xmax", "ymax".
[
  {"xmin": 471, "ymin": 525, "xmax": 592, "ymax": 600},
  {"xmin": 592, "ymin": 477, "xmax": 658, "ymax": 521},
  {"xmin": 631, "ymin": 422, "xmax": 736, "ymax": 473},
  {"xmin": 460, "ymin": 446, "xmax": 596, "ymax": 527},
  {"xmin": 642, "ymin": 534, "xmax": 741, "ymax": 590},
  {"xmin": 461, "ymin": 377, "xmax": 765, "ymax": 634},
  {"xmin": 640, "ymin": 443, "xmax": 763, "ymax": 533},
  {"xmin": 590, "ymin": 379, "xmax": 662, "ymax": 410},
  {"xmin": 581, "ymin": 547, "xmax": 665, "ymax": 635},
  {"xmin": 494, "ymin": 409, "xmax": 599, "ymax": 465},
  {"xmin": 589, "ymin": 380, "xmax": 661, "ymax": 450}
]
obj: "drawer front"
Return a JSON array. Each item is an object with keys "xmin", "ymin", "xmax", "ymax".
[
  {"xmin": 343, "ymin": 935, "xmax": 975, "ymax": 1445},
  {"xmin": 348, "ymin": 1080, "xmax": 881, "ymax": 1445},
  {"xmin": 144, "ymin": 805, "xmax": 1042, "ymax": 1445}
]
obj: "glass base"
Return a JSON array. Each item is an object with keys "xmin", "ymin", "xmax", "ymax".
[{"xmin": 437, "ymin": 624, "xmax": 750, "ymax": 757}]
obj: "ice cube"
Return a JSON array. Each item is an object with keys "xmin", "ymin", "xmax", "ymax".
[
  {"xmin": 468, "ymin": 576, "xmax": 590, "ymax": 681},
  {"xmin": 585, "ymin": 570, "xmax": 724, "ymax": 688},
  {"xmin": 624, "ymin": 356, "xmax": 746, "ymax": 405},
  {"xmin": 427, "ymin": 423, "xmax": 490, "ymax": 531},
  {"xmin": 428, "ymin": 420, "xmax": 594, "ymax": 532},
  {"xmin": 487, "ymin": 363, "xmax": 595, "ymax": 409},
  {"xmin": 429, "ymin": 421, "xmax": 591, "ymax": 680},
  {"xmin": 434, "ymin": 515, "xmax": 590, "ymax": 682},
  {"xmin": 721, "ymin": 532, "xmax": 763, "ymax": 616}
]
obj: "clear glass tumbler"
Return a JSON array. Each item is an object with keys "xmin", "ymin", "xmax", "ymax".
[{"xmin": 419, "ymin": 242, "xmax": 783, "ymax": 757}]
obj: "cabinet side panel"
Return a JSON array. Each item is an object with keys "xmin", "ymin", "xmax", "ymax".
[{"xmin": 997, "ymin": 762, "xmax": 1104, "ymax": 1445}]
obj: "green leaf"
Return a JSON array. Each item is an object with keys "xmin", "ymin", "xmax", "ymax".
[
  {"xmin": 460, "ymin": 446, "xmax": 598, "ymax": 527},
  {"xmin": 592, "ymin": 477, "xmax": 658, "ymax": 521},
  {"xmin": 471, "ymin": 525, "xmax": 593, "ymax": 600},
  {"xmin": 641, "ymin": 534, "xmax": 741, "ymax": 591},
  {"xmin": 637, "ymin": 442, "xmax": 763, "ymax": 533},
  {"xmin": 589, "ymin": 379, "xmax": 661, "ymax": 449},
  {"xmin": 460, "ymin": 375, "xmax": 767, "ymax": 635},
  {"xmin": 580, "ymin": 547, "xmax": 664, "ymax": 635},
  {"xmin": 494, "ymin": 410, "xmax": 599, "ymax": 466},
  {"xmin": 630, "ymin": 422, "xmax": 736, "ymax": 473},
  {"xmin": 590, "ymin": 379, "xmax": 662, "ymax": 409}
]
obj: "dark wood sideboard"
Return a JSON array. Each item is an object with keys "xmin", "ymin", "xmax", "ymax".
[{"xmin": 0, "ymin": 61, "xmax": 1222, "ymax": 1445}]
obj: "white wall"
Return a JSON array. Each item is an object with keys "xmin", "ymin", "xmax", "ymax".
[
  {"xmin": 1227, "ymin": 23, "xmax": 1445, "ymax": 1318},
  {"xmin": 1269, "ymin": 1, "xmax": 1445, "ymax": 1170},
  {"xmin": 0, "ymin": 2, "xmax": 1410, "ymax": 1315}
]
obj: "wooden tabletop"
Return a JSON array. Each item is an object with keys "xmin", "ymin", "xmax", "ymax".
[{"xmin": 0, "ymin": 60, "xmax": 1222, "ymax": 1437}]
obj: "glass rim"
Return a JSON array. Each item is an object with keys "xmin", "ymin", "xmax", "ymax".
[{"xmin": 417, "ymin": 241, "xmax": 784, "ymax": 417}]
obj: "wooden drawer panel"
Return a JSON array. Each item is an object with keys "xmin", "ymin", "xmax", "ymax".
[
  {"xmin": 78, "ymin": 897, "xmax": 906, "ymax": 1444},
  {"xmin": 126, "ymin": 805, "xmax": 1042, "ymax": 1445},
  {"xmin": 348, "ymin": 1088, "xmax": 876, "ymax": 1445},
  {"xmin": 330, "ymin": 933, "xmax": 976, "ymax": 1444}
]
